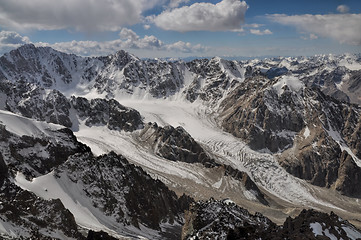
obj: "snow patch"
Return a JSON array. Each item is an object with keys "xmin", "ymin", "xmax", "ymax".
[
  {"xmin": 303, "ymin": 127, "xmax": 310, "ymax": 139},
  {"xmin": 342, "ymin": 224, "xmax": 361, "ymax": 239},
  {"xmin": 14, "ymin": 172, "xmax": 108, "ymax": 231},
  {"xmin": 0, "ymin": 110, "xmax": 62, "ymax": 137},
  {"xmin": 272, "ymin": 75, "xmax": 304, "ymax": 95},
  {"xmin": 327, "ymin": 124, "xmax": 361, "ymax": 168},
  {"xmin": 212, "ymin": 178, "xmax": 223, "ymax": 189},
  {"xmin": 339, "ymin": 59, "xmax": 361, "ymax": 71}
]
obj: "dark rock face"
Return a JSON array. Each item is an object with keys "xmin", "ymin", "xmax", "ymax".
[
  {"xmin": 265, "ymin": 66, "xmax": 288, "ymax": 79},
  {"xmin": 0, "ymin": 153, "xmax": 8, "ymax": 186},
  {"xmin": 57, "ymin": 151, "xmax": 193, "ymax": 231},
  {"xmin": 220, "ymin": 76, "xmax": 304, "ymax": 153},
  {"xmin": 281, "ymin": 209, "xmax": 360, "ymax": 240},
  {"xmin": 0, "ymin": 44, "xmax": 77, "ymax": 87},
  {"xmin": 71, "ymin": 97, "xmax": 144, "ymax": 131},
  {"xmin": 0, "ymin": 179, "xmax": 84, "ymax": 239},
  {"xmin": 335, "ymin": 151, "xmax": 361, "ymax": 196},
  {"xmin": 182, "ymin": 199, "xmax": 361, "ymax": 240},
  {"xmin": 182, "ymin": 198, "xmax": 277, "ymax": 240},
  {"xmin": 0, "ymin": 123, "xmax": 90, "ymax": 178},
  {"xmin": 86, "ymin": 230, "xmax": 118, "ymax": 240},
  {"xmin": 0, "ymin": 80, "xmax": 73, "ymax": 128},
  {"xmin": 139, "ymin": 123, "xmax": 215, "ymax": 166},
  {"xmin": 184, "ymin": 57, "xmax": 241, "ymax": 103}
]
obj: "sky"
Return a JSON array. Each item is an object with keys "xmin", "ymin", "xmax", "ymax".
[{"xmin": 0, "ymin": 0, "xmax": 360, "ymax": 58}]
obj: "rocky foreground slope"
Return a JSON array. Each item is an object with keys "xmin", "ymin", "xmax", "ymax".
[
  {"xmin": 182, "ymin": 198, "xmax": 361, "ymax": 240},
  {"xmin": 0, "ymin": 110, "xmax": 192, "ymax": 239}
]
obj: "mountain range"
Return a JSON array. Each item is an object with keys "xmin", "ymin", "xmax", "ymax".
[{"xmin": 0, "ymin": 44, "xmax": 361, "ymax": 239}]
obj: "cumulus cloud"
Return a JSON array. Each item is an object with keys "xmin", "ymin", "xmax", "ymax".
[
  {"xmin": 250, "ymin": 29, "xmax": 272, "ymax": 35},
  {"xmin": 337, "ymin": 5, "xmax": 350, "ymax": 13},
  {"xmin": 268, "ymin": 14, "xmax": 361, "ymax": 45},
  {"xmin": 0, "ymin": 31, "xmax": 30, "ymax": 45},
  {"xmin": 0, "ymin": 31, "xmax": 31, "ymax": 55},
  {"xmin": 153, "ymin": 0, "xmax": 248, "ymax": 32},
  {"xmin": 0, "ymin": 0, "xmax": 162, "ymax": 32},
  {"xmin": 37, "ymin": 28, "xmax": 208, "ymax": 56}
]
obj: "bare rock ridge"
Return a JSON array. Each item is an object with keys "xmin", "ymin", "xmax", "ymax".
[
  {"xmin": 182, "ymin": 198, "xmax": 361, "ymax": 240},
  {"xmin": 139, "ymin": 122, "xmax": 268, "ymax": 205},
  {"xmin": 70, "ymin": 96, "xmax": 144, "ymax": 131},
  {"xmin": 139, "ymin": 122, "xmax": 216, "ymax": 166}
]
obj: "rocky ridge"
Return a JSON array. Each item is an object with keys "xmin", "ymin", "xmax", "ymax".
[
  {"xmin": 138, "ymin": 122, "xmax": 269, "ymax": 205},
  {"xmin": 0, "ymin": 80, "xmax": 144, "ymax": 131},
  {"xmin": 182, "ymin": 198, "xmax": 361, "ymax": 240}
]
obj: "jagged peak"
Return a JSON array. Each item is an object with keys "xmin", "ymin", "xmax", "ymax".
[{"xmin": 113, "ymin": 49, "xmax": 139, "ymax": 62}]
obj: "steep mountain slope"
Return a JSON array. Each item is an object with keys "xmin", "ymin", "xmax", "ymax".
[
  {"xmin": 219, "ymin": 75, "xmax": 361, "ymax": 197},
  {"xmin": 0, "ymin": 110, "xmax": 193, "ymax": 239},
  {"xmin": 0, "ymin": 154, "xmax": 84, "ymax": 240}
]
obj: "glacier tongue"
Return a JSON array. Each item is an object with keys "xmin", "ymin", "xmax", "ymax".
[{"xmin": 74, "ymin": 99, "xmax": 338, "ymax": 209}]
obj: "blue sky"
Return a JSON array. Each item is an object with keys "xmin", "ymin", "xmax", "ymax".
[{"xmin": 0, "ymin": 0, "xmax": 360, "ymax": 58}]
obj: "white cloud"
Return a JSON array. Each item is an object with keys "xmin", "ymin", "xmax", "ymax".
[
  {"xmin": 37, "ymin": 28, "xmax": 207, "ymax": 56},
  {"xmin": 0, "ymin": 31, "xmax": 30, "ymax": 45},
  {"xmin": 268, "ymin": 14, "xmax": 361, "ymax": 45},
  {"xmin": 166, "ymin": 41, "xmax": 208, "ymax": 53},
  {"xmin": 250, "ymin": 29, "xmax": 272, "ymax": 35},
  {"xmin": 143, "ymin": 25, "xmax": 151, "ymax": 30},
  {"xmin": 0, "ymin": 0, "xmax": 162, "ymax": 32},
  {"xmin": 0, "ymin": 31, "xmax": 31, "ymax": 55},
  {"xmin": 0, "ymin": 28, "xmax": 208, "ymax": 57},
  {"xmin": 153, "ymin": 0, "xmax": 248, "ymax": 32},
  {"xmin": 337, "ymin": 5, "xmax": 350, "ymax": 13},
  {"xmin": 244, "ymin": 23, "xmax": 264, "ymax": 28},
  {"xmin": 119, "ymin": 28, "xmax": 139, "ymax": 42}
]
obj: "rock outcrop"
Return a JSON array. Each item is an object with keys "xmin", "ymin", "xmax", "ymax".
[
  {"xmin": 0, "ymin": 122, "xmax": 89, "ymax": 179},
  {"xmin": 71, "ymin": 97, "xmax": 144, "ymax": 131},
  {"xmin": 56, "ymin": 151, "xmax": 193, "ymax": 232},
  {"xmin": 139, "ymin": 123, "xmax": 216, "ymax": 166},
  {"xmin": 139, "ymin": 122, "xmax": 268, "ymax": 205},
  {"xmin": 182, "ymin": 198, "xmax": 361, "ymax": 240}
]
